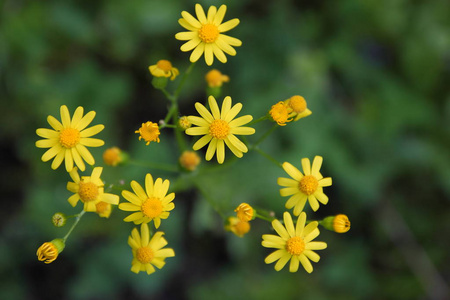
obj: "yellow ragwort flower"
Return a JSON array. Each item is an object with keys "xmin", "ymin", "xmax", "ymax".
[
  {"xmin": 185, "ymin": 96, "xmax": 255, "ymax": 164},
  {"xmin": 179, "ymin": 150, "xmax": 201, "ymax": 171},
  {"xmin": 175, "ymin": 4, "xmax": 242, "ymax": 65},
  {"xmin": 128, "ymin": 223, "xmax": 175, "ymax": 275},
  {"xmin": 262, "ymin": 212, "xmax": 327, "ymax": 273},
  {"xmin": 225, "ymin": 216, "xmax": 250, "ymax": 237},
  {"xmin": 96, "ymin": 201, "xmax": 112, "ymax": 218},
  {"xmin": 119, "ymin": 174, "xmax": 175, "ymax": 228},
  {"xmin": 67, "ymin": 167, "xmax": 120, "ymax": 212},
  {"xmin": 269, "ymin": 101, "xmax": 292, "ymax": 126},
  {"xmin": 278, "ymin": 156, "xmax": 332, "ymax": 215},
  {"xmin": 36, "ymin": 239, "xmax": 65, "ymax": 264},
  {"xmin": 205, "ymin": 69, "xmax": 229, "ymax": 87},
  {"xmin": 149, "ymin": 60, "xmax": 179, "ymax": 80},
  {"xmin": 36, "ymin": 105, "xmax": 104, "ymax": 172},
  {"xmin": 284, "ymin": 95, "xmax": 312, "ymax": 121},
  {"xmin": 235, "ymin": 203, "xmax": 254, "ymax": 222},
  {"xmin": 135, "ymin": 121, "xmax": 160, "ymax": 145}
]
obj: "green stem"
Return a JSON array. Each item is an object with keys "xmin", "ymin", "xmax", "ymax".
[
  {"xmin": 253, "ymin": 124, "xmax": 278, "ymax": 147},
  {"xmin": 128, "ymin": 160, "xmax": 179, "ymax": 172},
  {"xmin": 174, "ymin": 62, "xmax": 195, "ymax": 99},
  {"xmin": 247, "ymin": 115, "xmax": 269, "ymax": 126},
  {"xmin": 255, "ymin": 212, "xmax": 275, "ymax": 222},
  {"xmin": 161, "ymin": 88, "xmax": 175, "ymax": 102},
  {"xmin": 63, "ymin": 210, "xmax": 85, "ymax": 242},
  {"xmin": 253, "ymin": 147, "xmax": 282, "ymax": 168}
]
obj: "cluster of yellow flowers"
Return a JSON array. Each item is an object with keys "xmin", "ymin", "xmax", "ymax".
[{"xmin": 35, "ymin": 3, "xmax": 350, "ymax": 275}]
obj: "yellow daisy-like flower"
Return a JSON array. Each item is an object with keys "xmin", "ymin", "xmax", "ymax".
[
  {"xmin": 119, "ymin": 174, "xmax": 175, "ymax": 228},
  {"xmin": 67, "ymin": 167, "xmax": 120, "ymax": 212},
  {"xmin": 185, "ymin": 96, "xmax": 255, "ymax": 164},
  {"xmin": 36, "ymin": 105, "xmax": 104, "ymax": 172},
  {"xmin": 277, "ymin": 156, "xmax": 332, "ymax": 215},
  {"xmin": 175, "ymin": 4, "xmax": 242, "ymax": 66},
  {"xmin": 148, "ymin": 60, "xmax": 179, "ymax": 81},
  {"xmin": 128, "ymin": 223, "xmax": 175, "ymax": 275},
  {"xmin": 135, "ymin": 121, "xmax": 160, "ymax": 145},
  {"xmin": 262, "ymin": 212, "xmax": 327, "ymax": 273}
]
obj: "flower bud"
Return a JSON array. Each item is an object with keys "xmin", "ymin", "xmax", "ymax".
[
  {"xmin": 225, "ymin": 217, "xmax": 250, "ymax": 237},
  {"xmin": 234, "ymin": 203, "xmax": 255, "ymax": 222},
  {"xmin": 103, "ymin": 147, "xmax": 128, "ymax": 166},
  {"xmin": 178, "ymin": 116, "xmax": 192, "ymax": 131},
  {"xmin": 321, "ymin": 214, "xmax": 351, "ymax": 233},
  {"xmin": 179, "ymin": 151, "xmax": 201, "ymax": 171},
  {"xmin": 52, "ymin": 212, "xmax": 67, "ymax": 227},
  {"xmin": 36, "ymin": 238, "xmax": 65, "ymax": 264}
]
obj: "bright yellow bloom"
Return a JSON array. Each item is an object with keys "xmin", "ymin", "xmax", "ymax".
[
  {"xmin": 225, "ymin": 216, "xmax": 250, "ymax": 237},
  {"xmin": 36, "ymin": 105, "xmax": 104, "ymax": 172},
  {"xmin": 119, "ymin": 174, "xmax": 175, "ymax": 228},
  {"xmin": 235, "ymin": 203, "xmax": 254, "ymax": 222},
  {"xmin": 277, "ymin": 156, "xmax": 332, "ymax": 215},
  {"xmin": 185, "ymin": 96, "xmax": 255, "ymax": 164},
  {"xmin": 95, "ymin": 201, "xmax": 112, "ymax": 218},
  {"xmin": 135, "ymin": 121, "xmax": 160, "ymax": 145},
  {"xmin": 175, "ymin": 4, "xmax": 242, "ymax": 65},
  {"xmin": 269, "ymin": 102, "xmax": 292, "ymax": 126},
  {"xmin": 103, "ymin": 147, "xmax": 122, "ymax": 166},
  {"xmin": 128, "ymin": 223, "xmax": 175, "ymax": 275},
  {"xmin": 67, "ymin": 167, "xmax": 120, "ymax": 212},
  {"xmin": 149, "ymin": 60, "xmax": 179, "ymax": 80},
  {"xmin": 205, "ymin": 69, "xmax": 229, "ymax": 87},
  {"xmin": 284, "ymin": 95, "xmax": 312, "ymax": 121},
  {"xmin": 262, "ymin": 212, "xmax": 327, "ymax": 273},
  {"xmin": 179, "ymin": 150, "xmax": 201, "ymax": 171},
  {"xmin": 36, "ymin": 239, "xmax": 65, "ymax": 264}
]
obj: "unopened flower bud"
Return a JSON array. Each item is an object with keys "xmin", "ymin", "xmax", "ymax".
[
  {"xmin": 321, "ymin": 214, "xmax": 351, "ymax": 233},
  {"xmin": 225, "ymin": 217, "xmax": 250, "ymax": 237},
  {"xmin": 36, "ymin": 238, "xmax": 65, "ymax": 264},
  {"xmin": 52, "ymin": 212, "xmax": 67, "ymax": 227}
]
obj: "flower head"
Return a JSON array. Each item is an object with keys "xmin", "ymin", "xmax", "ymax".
[
  {"xmin": 235, "ymin": 203, "xmax": 254, "ymax": 222},
  {"xmin": 103, "ymin": 147, "xmax": 124, "ymax": 166},
  {"xmin": 37, "ymin": 239, "xmax": 65, "ymax": 264},
  {"xmin": 149, "ymin": 60, "xmax": 179, "ymax": 81},
  {"xmin": 128, "ymin": 223, "xmax": 175, "ymax": 274},
  {"xmin": 36, "ymin": 105, "xmax": 104, "ymax": 172},
  {"xmin": 175, "ymin": 4, "xmax": 242, "ymax": 65},
  {"xmin": 284, "ymin": 95, "xmax": 312, "ymax": 121},
  {"xmin": 119, "ymin": 174, "xmax": 175, "ymax": 228},
  {"xmin": 135, "ymin": 121, "xmax": 160, "ymax": 145},
  {"xmin": 269, "ymin": 102, "xmax": 292, "ymax": 126},
  {"xmin": 185, "ymin": 96, "xmax": 255, "ymax": 164},
  {"xmin": 96, "ymin": 201, "xmax": 112, "ymax": 218},
  {"xmin": 322, "ymin": 214, "xmax": 351, "ymax": 233},
  {"xmin": 52, "ymin": 212, "xmax": 67, "ymax": 227},
  {"xmin": 179, "ymin": 150, "xmax": 201, "ymax": 171},
  {"xmin": 277, "ymin": 156, "xmax": 332, "ymax": 215},
  {"xmin": 205, "ymin": 69, "xmax": 229, "ymax": 87},
  {"xmin": 67, "ymin": 167, "xmax": 120, "ymax": 212},
  {"xmin": 262, "ymin": 212, "xmax": 327, "ymax": 273},
  {"xmin": 179, "ymin": 116, "xmax": 192, "ymax": 130},
  {"xmin": 225, "ymin": 216, "xmax": 250, "ymax": 237}
]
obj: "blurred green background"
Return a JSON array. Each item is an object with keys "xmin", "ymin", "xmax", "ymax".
[{"xmin": 1, "ymin": 0, "xmax": 449, "ymax": 299}]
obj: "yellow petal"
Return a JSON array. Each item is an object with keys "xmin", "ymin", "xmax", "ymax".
[
  {"xmin": 282, "ymin": 162, "xmax": 303, "ymax": 181},
  {"xmin": 223, "ymin": 102, "xmax": 242, "ymax": 123},
  {"xmin": 216, "ymin": 139, "xmax": 225, "ymax": 164},
  {"xmin": 204, "ymin": 43, "xmax": 214, "ymax": 66},
  {"xmin": 213, "ymin": 5, "xmax": 227, "ymax": 26},
  {"xmin": 181, "ymin": 11, "xmax": 201, "ymax": 28},
  {"xmin": 289, "ymin": 256, "xmax": 300, "ymax": 272},
  {"xmin": 264, "ymin": 249, "xmax": 285, "ymax": 264},
  {"xmin": 208, "ymin": 95, "xmax": 221, "ymax": 120},
  {"xmin": 47, "ymin": 115, "xmax": 63, "ymax": 131},
  {"xmin": 228, "ymin": 115, "xmax": 253, "ymax": 128},
  {"xmin": 299, "ymin": 254, "xmax": 313, "ymax": 273},
  {"xmin": 80, "ymin": 124, "xmax": 104, "ymax": 137},
  {"xmin": 60, "ymin": 105, "xmax": 71, "ymax": 128},
  {"xmin": 71, "ymin": 106, "xmax": 84, "ymax": 128},
  {"xmin": 195, "ymin": 3, "xmax": 207, "ymax": 23},
  {"xmin": 80, "ymin": 138, "xmax": 104, "ymax": 147},
  {"xmin": 301, "ymin": 158, "xmax": 311, "ymax": 176},
  {"xmin": 75, "ymin": 144, "xmax": 95, "ymax": 165},
  {"xmin": 205, "ymin": 138, "xmax": 218, "ymax": 161},
  {"xmin": 193, "ymin": 135, "xmax": 213, "ymax": 150},
  {"xmin": 75, "ymin": 111, "xmax": 96, "ymax": 131},
  {"xmin": 180, "ymin": 38, "xmax": 201, "ymax": 52},
  {"xmin": 311, "ymin": 156, "xmax": 323, "ymax": 177},
  {"xmin": 194, "ymin": 102, "xmax": 214, "ymax": 123},
  {"xmin": 218, "ymin": 18, "xmax": 239, "ymax": 32},
  {"xmin": 145, "ymin": 174, "xmax": 154, "ymax": 196}
]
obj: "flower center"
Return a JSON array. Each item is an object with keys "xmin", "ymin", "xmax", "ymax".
[
  {"xmin": 298, "ymin": 175, "xmax": 318, "ymax": 195},
  {"xmin": 289, "ymin": 96, "xmax": 307, "ymax": 113},
  {"xmin": 136, "ymin": 246, "xmax": 154, "ymax": 264},
  {"xmin": 96, "ymin": 201, "xmax": 109, "ymax": 214},
  {"xmin": 209, "ymin": 119, "xmax": 230, "ymax": 139},
  {"xmin": 59, "ymin": 128, "xmax": 80, "ymax": 148},
  {"xmin": 141, "ymin": 197, "xmax": 163, "ymax": 219},
  {"xmin": 269, "ymin": 102, "xmax": 291, "ymax": 126},
  {"xmin": 78, "ymin": 181, "xmax": 99, "ymax": 202},
  {"xmin": 156, "ymin": 60, "xmax": 173, "ymax": 72},
  {"xmin": 198, "ymin": 23, "xmax": 220, "ymax": 43},
  {"xmin": 286, "ymin": 237, "xmax": 305, "ymax": 255}
]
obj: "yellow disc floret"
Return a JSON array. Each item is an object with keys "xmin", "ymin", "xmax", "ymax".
[
  {"xmin": 209, "ymin": 119, "xmax": 230, "ymax": 139},
  {"xmin": 298, "ymin": 175, "xmax": 319, "ymax": 195},
  {"xmin": 59, "ymin": 128, "xmax": 81, "ymax": 148},
  {"xmin": 141, "ymin": 197, "xmax": 163, "ymax": 219},
  {"xmin": 285, "ymin": 236, "xmax": 305, "ymax": 256},
  {"xmin": 136, "ymin": 247, "xmax": 154, "ymax": 264},
  {"xmin": 198, "ymin": 24, "xmax": 220, "ymax": 43},
  {"xmin": 78, "ymin": 181, "xmax": 99, "ymax": 202}
]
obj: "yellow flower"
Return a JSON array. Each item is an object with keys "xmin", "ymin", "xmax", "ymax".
[
  {"xmin": 135, "ymin": 121, "xmax": 160, "ymax": 145},
  {"xmin": 103, "ymin": 147, "xmax": 122, "ymax": 166},
  {"xmin": 269, "ymin": 102, "xmax": 292, "ymax": 126},
  {"xmin": 67, "ymin": 167, "xmax": 120, "ymax": 212},
  {"xmin": 225, "ymin": 216, "xmax": 250, "ymax": 237},
  {"xmin": 322, "ymin": 214, "xmax": 351, "ymax": 233},
  {"xmin": 95, "ymin": 201, "xmax": 112, "ymax": 218},
  {"xmin": 36, "ymin": 239, "xmax": 65, "ymax": 264},
  {"xmin": 36, "ymin": 105, "xmax": 104, "ymax": 172},
  {"xmin": 185, "ymin": 96, "xmax": 255, "ymax": 164},
  {"xmin": 277, "ymin": 156, "xmax": 332, "ymax": 215},
  {"xmin": 284, "ymin": 95, "xmax": 312, "ymax": 121},
  {"xmin": 119, "ymin": 174, "xmax": 175, "ymax": 228},
  {"xmin": 205, "ymin": 69, "xmax": 229, "ymax": 87},
  {"xmin": 148, "ymin": 60, "xmax": 179, "ymax": 80},
  {"xmin": 179, "ymin": 150, "xmax": 201, "ymax": 171},
  {"xmin": 128, "ymin": 223, "xmax": 175, "ymax": 275},
  {"xmin": 262, "ymin": 212, "xmax": 327, "ymax": 273},
  {"xmin": 175, "ymin": 4, "xmax": 242, "ymax": 65},
  {"xmin": 235, "ymin": 203, "xmax": 254, "ymax": 222}
]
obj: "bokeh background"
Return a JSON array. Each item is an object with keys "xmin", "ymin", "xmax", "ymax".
[{"xmin": 1, "ymin": 0, "xmax": 449, "ymax": 299}]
